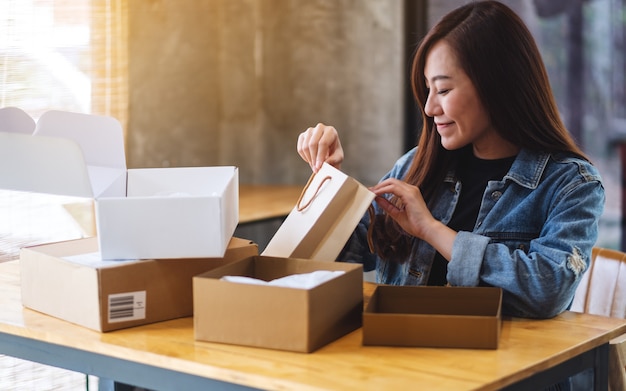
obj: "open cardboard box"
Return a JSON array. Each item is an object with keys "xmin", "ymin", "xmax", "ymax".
[
  {"xmin": 0, "ymin": 108, "xmax": 238, "ymax": 259},
  {"xmin": 20, "ymin": 236, "xmax": 258, "ymax": 332},
  {"xmin": 363, "ymin": 285, "xmax": 502, "ymax": 349},
  {"xmin": 193, "ymin": 256, "xmax": 363, "ymax": 353}
]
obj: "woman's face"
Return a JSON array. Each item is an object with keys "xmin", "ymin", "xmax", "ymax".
[{"xmin": 423, "ymin": 40, "xmax": 516, "ymax": 159}]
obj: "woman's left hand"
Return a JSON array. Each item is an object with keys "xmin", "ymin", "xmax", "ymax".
[
  {"xmin": 370, "ymin": 179, "xmax": 435, "ymax": 240},
  {"xmin": 370, "ymin": 178, "xmax": 456, "ymax": 260}
]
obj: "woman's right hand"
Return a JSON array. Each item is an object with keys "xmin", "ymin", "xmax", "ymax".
[{"xmin": 297, "ymin": 123, "xmax": 344, "ymax": 173}]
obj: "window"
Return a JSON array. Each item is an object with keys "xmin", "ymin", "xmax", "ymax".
[
  {"xmin": 533, "ymin": 0, "xmax": 625, "ymax": 250},
  {"xmin": 0, "ymin": 0, "xmax": 128, "ymax": 126},
  {"xmin": 0, "ymin": 0, "xmax": 128, "ymax": 261}
]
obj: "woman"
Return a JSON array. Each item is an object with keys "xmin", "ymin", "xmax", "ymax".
[{"xmin": 297, "ymin": 1, "xmax": 605, "ymax": 319}]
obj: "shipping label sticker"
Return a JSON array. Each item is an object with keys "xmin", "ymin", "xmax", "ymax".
[{"xmin": 108, "ymin": 291, "xmax": 146, "ymax": 323}]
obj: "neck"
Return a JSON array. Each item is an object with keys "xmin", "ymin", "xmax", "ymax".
[{"xmin": 472, "ymin": 139, "xmax": 520, "ymax": 160}]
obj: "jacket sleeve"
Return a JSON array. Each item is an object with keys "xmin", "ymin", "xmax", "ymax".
[{"xmin": 447, "ymin": 176, "xmax": 605, "ymax": 319}]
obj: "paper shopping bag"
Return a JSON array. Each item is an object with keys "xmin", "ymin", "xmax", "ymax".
[{"xmin": 262, "ymin": 163, "xmax": 375, "ymax": 261}]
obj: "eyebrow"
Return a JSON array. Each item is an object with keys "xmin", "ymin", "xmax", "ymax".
[
  {"xmin": 427, "ymin": 75, "xmax": 451, "ymax": 83},
  {"xmin": 424, "ymin": 74, "xmax": 451, "ymax": 87}
]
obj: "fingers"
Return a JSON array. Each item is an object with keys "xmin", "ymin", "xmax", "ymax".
[
  {"xmin": 297, "ymin": 123, "xmax": 343, "ymax": 172},
  {"xmin": 374, "ymin": 195, "xmax": 403, "ymax": 217},
  {"xmin": 369, "ymin": 179, "xmax": 431, "ymax": 239},
  {"xmin": 296, "ymin": 128, "xmax": 317, "ymax": 170},
  {"xmin": 370, "ymin": 178, "xmax": 408, "ymax": 199},
  {"xmin": 371, "ymin": 180, "xmax": 455, "ymax": 255}
]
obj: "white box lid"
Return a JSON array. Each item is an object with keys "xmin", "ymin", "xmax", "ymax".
[{"xmin": 0, "ymin": 108, "xmax": 126, "ymax": 198}]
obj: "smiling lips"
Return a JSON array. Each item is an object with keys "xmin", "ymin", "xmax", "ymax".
[{"xmin": 435, "ymin": 121, "xmax": 454, "ymax": 129}]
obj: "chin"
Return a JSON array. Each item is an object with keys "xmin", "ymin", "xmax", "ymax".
[{"xmin": 440, "ymin": 141, "xmax": 463, "ymax": 151}]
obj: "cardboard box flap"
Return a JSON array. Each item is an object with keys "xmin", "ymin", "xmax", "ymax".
[
  {"xmin": 35, "ymin": 110, "xmax": 127, "ymax": 198},
  {"xmin": 88, "ymin": 166, "xmax": 127, "ymax": 198},
  {"xmin": 35, "ymin": 110, "xmax": 126, "ymax": 171},
  {"xmin": 0, "ymin": 132, "xmax": 93, "ymax": 197},
  {"xmin": 0, "ymin": 108, "xmax": 126, "ymax": 198},
  {"xmin": 0, "ymin": 106, "xmax": 36, "ymax": 134}
]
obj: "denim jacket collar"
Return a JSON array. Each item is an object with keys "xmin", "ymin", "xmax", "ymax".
[
  {"xmin": 505, "ymin": 149, "xmax": 550, "ymax": 189},
  {"xmin": 443, "ymin": 149, "xmax": 550, "ymax": 190}
]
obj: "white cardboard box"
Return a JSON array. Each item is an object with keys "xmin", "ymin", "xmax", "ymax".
[{"xmin": 0, "ymin": 108, "xmax": 238, "ymax": 259}]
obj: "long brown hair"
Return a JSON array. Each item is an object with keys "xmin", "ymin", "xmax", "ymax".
[{"xmin": 370, "ymin": 0, "xmax": 587, "ymax": 262}]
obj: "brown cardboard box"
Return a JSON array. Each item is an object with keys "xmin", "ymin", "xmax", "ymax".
[
  {"xmin": 193, "ymin": 256, "xmax": 363, "ymax": 353},
  {"xmin": 20, "ymin": 236, "xmax": 258, "ymax": 332},
  {"xmin": 363, "ymin": 285, "xmax": 502, "ymax": 349}
]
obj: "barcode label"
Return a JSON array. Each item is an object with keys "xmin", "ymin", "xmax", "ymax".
[{"xmin": 108, "ymin": 291, "xmax": 146, "ymax": 323}]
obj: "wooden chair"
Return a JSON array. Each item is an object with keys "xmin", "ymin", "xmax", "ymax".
[{"xmin": 571, "ymin": 247, "xmax": 626, "ymax": 390}]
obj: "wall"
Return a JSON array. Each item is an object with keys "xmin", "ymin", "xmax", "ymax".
[
  {"xmin": 428, "ymin": 0, "xmax": 537, "ymax": 29},
  {"xmin": 127, "ymin": 0, "xmax": 404, "ymax": 186}
]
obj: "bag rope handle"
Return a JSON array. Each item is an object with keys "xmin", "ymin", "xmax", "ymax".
[
  {"xmin": 366, "ymin": 204, "xmax": 376, "ymax": 254},
  {"xmin": 296, "ymin": 172, "xmax": 332, "ymax": 212}
]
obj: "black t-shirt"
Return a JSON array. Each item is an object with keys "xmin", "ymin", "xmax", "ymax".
[{"xmin": 426, "ymin": 151, "xmax": 516, "ymax": 286}]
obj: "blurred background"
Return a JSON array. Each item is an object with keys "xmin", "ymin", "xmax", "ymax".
[
  {"xmin": 0, "ymin": 1, "xmax": 624, "ymax": 389},
  {"xmin": 1, "ymin": 0, "xmax": 623, "ymax": 250}
]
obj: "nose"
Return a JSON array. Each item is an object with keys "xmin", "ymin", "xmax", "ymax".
[{"xmin": 424, "ymin": 90, "xmax": 441, "ymax": 117}]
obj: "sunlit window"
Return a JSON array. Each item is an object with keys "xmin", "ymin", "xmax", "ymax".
[
  {"xmin": 0, "ymin": 0, "xmax": 128, "ymax": 261},
  {"xmin": 0, "ymin": 0, "xmax": 127, "ymax": 124}
]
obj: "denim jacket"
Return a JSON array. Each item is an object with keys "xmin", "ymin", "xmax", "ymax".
[{"xmin": 339, "ymin": 147, "xmax": 605, "ymax": 318}]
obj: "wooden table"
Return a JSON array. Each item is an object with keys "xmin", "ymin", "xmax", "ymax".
[
  {"xmin": 237, "ymin": 184, "xmax": 303, "ymax": 251},
  {"xmin": 1, "ymin": 261, "xmax": 624, "ymax": 391},
  {"xmin": 238, "ymin": 184, "xmax": 302, "ymax": 224}
]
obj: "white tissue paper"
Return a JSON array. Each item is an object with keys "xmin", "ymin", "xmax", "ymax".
[{"xmin": 221, "ymin": 270, "xmax": 345, "ymax": 290}]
